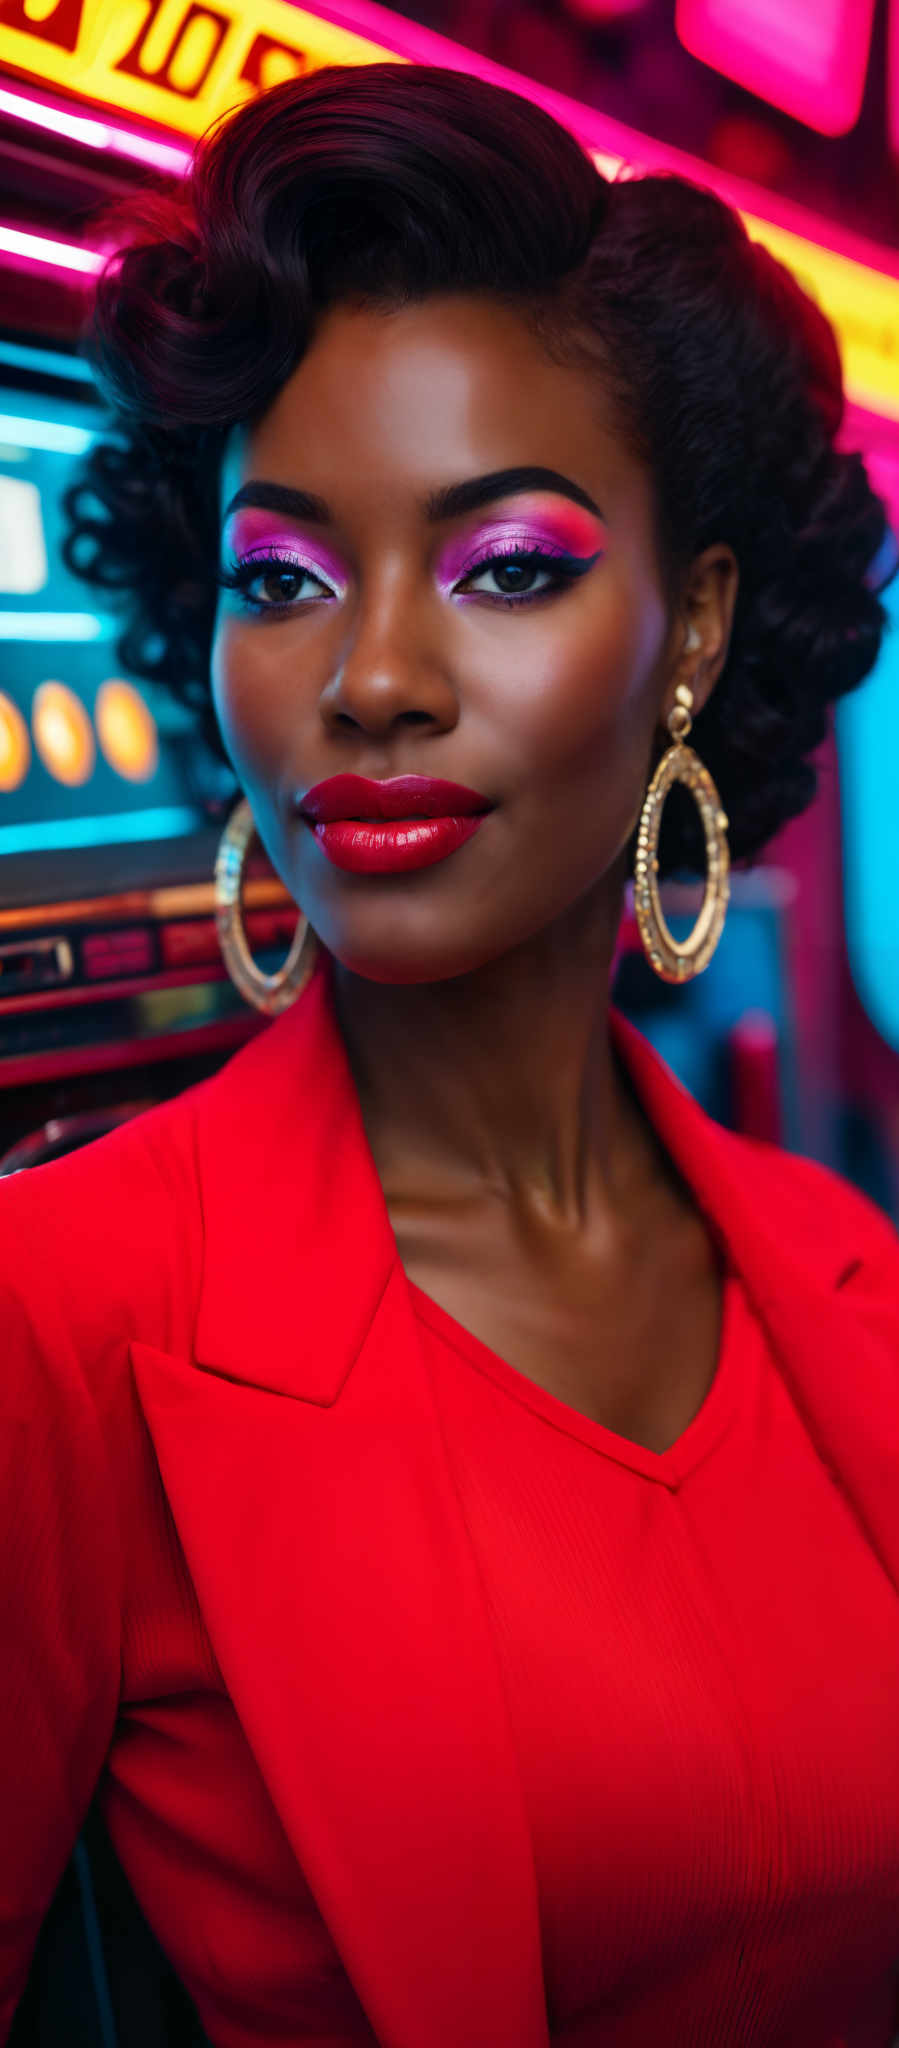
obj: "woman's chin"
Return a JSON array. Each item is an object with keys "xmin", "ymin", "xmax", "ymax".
[{"xmin": 324, "ymin": 933, "xmax": 505, "ymax": 987}]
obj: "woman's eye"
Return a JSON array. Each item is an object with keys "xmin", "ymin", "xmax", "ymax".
[
  {"xmin": 216, "ymin": 554, "xmax": 335, "ymax": 613},
  {"xmin": 455, "ymin": 546, "xmax": 594, "ymax": 607}
]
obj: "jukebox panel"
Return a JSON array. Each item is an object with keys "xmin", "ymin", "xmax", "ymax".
[
  {"xmin": 0, "ymin": 343, "xmax": 300, "ymax": 1160},
  {"xmin": 0, "ymin": 347, "xmax": 227, "ymax": 861}
]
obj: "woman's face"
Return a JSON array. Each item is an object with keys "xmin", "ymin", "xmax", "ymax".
[{"xmin": 211, "ymin": 293, "xmax": 698, "ymax": 984}]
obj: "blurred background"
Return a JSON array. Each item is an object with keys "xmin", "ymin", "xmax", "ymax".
[{"xmin": 0, "ymin": 0, "xmax": 897, "ymax": 1219}]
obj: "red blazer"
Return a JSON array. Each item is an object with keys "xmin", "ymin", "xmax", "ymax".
[{"xmin": 2, "ymin": 945, "xmax": 898, "ymax": 2048}]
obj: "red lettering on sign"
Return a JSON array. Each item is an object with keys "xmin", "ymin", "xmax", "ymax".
[
  {"xmin": 0, "ymin": 0, "xmax": 86, "ymax": 55},
  {"xmin": 238, "ymin": 32, "xmax": 309, "ymax": 93},
  {"xmin": 116, "ymin": 0, "xmax": 230, "ymax": 100}
]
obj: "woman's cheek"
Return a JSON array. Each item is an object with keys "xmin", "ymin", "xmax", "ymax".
[
  {"xmin": 209, "ymin": 627, "xmax": 242, "ymax": 759},
  {"xmin": 208, "ymin": 624, "xmax": 279, "ymax": 781}
]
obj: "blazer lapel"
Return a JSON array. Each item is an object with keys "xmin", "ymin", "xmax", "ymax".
[
  {"xmin": 131, "ymin": 947, "xmax": 550, "ymax": 2048},
  {"xmin": 609, "ymin": 1008, "xmax": 899, "ymax": 1602},
  {"xmin": 131, "ymin": 950, "xmax": 898, "ymax": 2048}
]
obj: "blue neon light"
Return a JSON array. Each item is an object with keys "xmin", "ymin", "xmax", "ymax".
[
  {"xmin": 0, "ymin": 807, "xmax": 203, "ymax": 855},
  {"xmin": 0, "ymin": 414, "xmax": 95, "ymax": 455},
  {"xmin": 836, "ymin": 575, "xmax": 899, "ymax": 1052},
  {"xmin": 0, "ymin": 340, "xmax": 95, "ymax": 385},
  {"xmin": 0, "ymin": 612, "xmax": 114, "ymax": 640}
]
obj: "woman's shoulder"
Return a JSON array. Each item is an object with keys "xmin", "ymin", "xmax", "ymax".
[
  {"xmin": 0, "ymin": 999, "xmax": 337, "ymax": 1411},
  {"xmin": 0, "ymin": 1073, "xmax": 209, "ymax": 1406},
  {"xmin": 731, "ymin": 1126, "xmax": 899, "ymax": 1290},
  {"xmin": 613, "ymin": 1003, "xmax": 898, "ymax": 1289}
]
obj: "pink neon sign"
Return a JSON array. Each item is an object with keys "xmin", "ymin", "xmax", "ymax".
[
  {"xmin": 0, "ymin": 224, "xmax": 103, "ymax": 277},
  {"xmin": 0, "ymin": 85, "xmax": 191, "ymax": 177},
  {"xmin": 888, "ymin": 0, "xmax": 899, "ymax": 160},
  {"xmin": 676, "ymin": 0, "xmax": 877, "ymax": 137}
]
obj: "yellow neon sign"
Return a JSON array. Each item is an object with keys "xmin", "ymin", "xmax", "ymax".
[
  {"xmin": 737, "ymin": 213, "xmax": 899, "ymax": 424},
  {"xmin": 0, "ymin": 0, "xmax": 388, "ymax": 133},
  {"xmin": 1, "ymin": 0, "xmax": 898, "ymax": 419}
]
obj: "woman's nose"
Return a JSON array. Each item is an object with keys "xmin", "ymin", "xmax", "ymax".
[{"xmin": 319, "ymin": 595, "xmax": 458, "ymax": 736}]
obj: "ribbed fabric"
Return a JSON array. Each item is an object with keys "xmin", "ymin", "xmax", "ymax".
[{"xmin": 407, "ymin": 1268, "xmax": 899, "ymax": 2048}]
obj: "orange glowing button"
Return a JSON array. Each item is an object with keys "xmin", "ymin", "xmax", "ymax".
[
  {"xmin": 32, "ymin": 681, "xmax": 95, "ymax": 787},
  {"xmin": 0, "ymin": 692, "xmax": 30, "ymax": 791},
  {"xmin": 95, "ymin": 678, "xmax": 159, "ymax": 783}
]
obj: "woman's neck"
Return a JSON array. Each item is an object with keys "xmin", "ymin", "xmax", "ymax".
[{"xmin": 330, "ymin": 874, "xmax": 651, "ymax": 1237}]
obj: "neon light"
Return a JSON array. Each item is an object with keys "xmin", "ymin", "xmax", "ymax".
[
  {"xmin": 0, "ymin": 340, "xmax": 94, "ymax": 385},
  {"xmin": 732, "ymin": 218, "xmax": 899, "ymax": 425},
  {"xmin": 836, "ymin": 579, "xmax": 899, "ymax": 1052},
  {"xmin": 675, "ymin": 0, "xmax": 877, "ymax": 137},
  {"xmin": 0, "ymin": 478, "xmax": 47, "ymax": 596},
  {"xmin": 0, "ymin": 0, "xmax": 390, "ymax": 142},
  {"xmin": 0, "ymin": 225, "xmax": 103, "ymax": 277},
  {"xmin": 888, "ymin": 0, "xmax": 899, "ymax": 163},
  {"xmin": 100, "ymin": 126, "xmax": 190, "ymax": 176},
  {"xmin": 0, "ymin": 84, "xmax": 109, "ymax": 148},
  {"xmin": 0, "ymin": 614, "xmax": 113, "ymax": 642},
  {"xmin": 32, "ymin": 681, "xmax": 96, "ymax": 788},
  {"xmin": 0, "ymin": 694, "xmax": 30, "ymax": 794},
  {"xmin": 0, "ymin": 414, "xmax": 94, "ymax": 455},
  {"xmin": 0, "ymin": 85, "xmax": 190, "ymax": 176},
  {"xmin": 1, "ymin": 3, "xmax": 899, "ymax": 419},
  {"xmin": 0, "ymin": 807, "xmax": 203, "ymax": 856},
  {"xmin": 95, "ymin": 679, "xmax": 160, "ymax": 784}
]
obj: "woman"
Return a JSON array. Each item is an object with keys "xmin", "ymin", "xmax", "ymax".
[{"xmin": 3, "ymin": 59, "xmax": 899, "ymax": 2048}]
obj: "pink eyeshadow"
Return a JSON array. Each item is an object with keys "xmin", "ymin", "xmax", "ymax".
[
  {"xmin": 436, "ymin": 497, "xmax": 606, "ymax": 591},
  {"xmin": 224, "ymin": 509, "xmax": 347, "ymax": 590}
]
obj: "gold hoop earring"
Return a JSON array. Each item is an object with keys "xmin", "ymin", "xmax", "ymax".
[
  {"xmin": 214, "ymin": 797, "xmax": 320, "ymax": 1016},
  {"xmin": 634, "ymin": 685, "xmax": 730, "ymax": 984}
]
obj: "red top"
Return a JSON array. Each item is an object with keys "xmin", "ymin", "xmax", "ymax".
[
  {"xmin": 409, "ymin": 1272, "xmax": 899, "ymax": 2044},
  {"xmin": 2, "ymin": 947, "xmax": 898, "ymax": 2048}
]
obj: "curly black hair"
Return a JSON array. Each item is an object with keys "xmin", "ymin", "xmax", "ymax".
[{"xmin": 62, "ymin": 61, "xmax": 893, "ymax": 880}]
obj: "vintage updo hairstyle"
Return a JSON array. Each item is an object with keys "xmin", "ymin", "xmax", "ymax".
[{"xmin": 63, "ymin": 61, "xmax": 893, "ymax": 879}]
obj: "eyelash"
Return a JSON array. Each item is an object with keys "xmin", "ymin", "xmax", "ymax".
[{"xmin": 214, "ymin": 540, "xmax": 595, "ymax": 617}]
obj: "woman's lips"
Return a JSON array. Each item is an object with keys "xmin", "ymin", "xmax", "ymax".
[
  {"xmin": 300, "ymin": 773, "xmax": 491, "ymax": 821},
  {"xmin": 308, "ymin": 814, "xmax": 488, "ymax": 874}
]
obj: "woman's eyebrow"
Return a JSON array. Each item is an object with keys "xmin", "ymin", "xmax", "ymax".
[
  {"xmin": 431, "ymin": 467, "xmax": 604, "ymax": 522},
  {"xmin": 222, "ymin": 466, "xmax": 604, "ymax": 527}
]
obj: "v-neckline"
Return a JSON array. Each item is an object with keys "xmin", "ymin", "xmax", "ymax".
[{"xmin": 406, "ymin": 1264, "xmax": 747, "ymax": 1488}]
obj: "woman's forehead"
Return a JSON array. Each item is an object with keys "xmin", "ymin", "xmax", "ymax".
[{"xmin": 221, "ymin": 298, "xmax": 654, "ymax": 538}]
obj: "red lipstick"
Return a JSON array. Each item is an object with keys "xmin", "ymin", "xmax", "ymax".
[
  {"xmin": 299, "ymin": 775, "xmax": 494, "ymax": 875},
  {"xmin": 300, "ymin": 775, "xmax": 491, "ymax": 821}
]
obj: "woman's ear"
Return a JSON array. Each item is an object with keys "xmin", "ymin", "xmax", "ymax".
[{"xmin": 676, "ymin": 542, "xmax": 740, "ymax": 720}]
